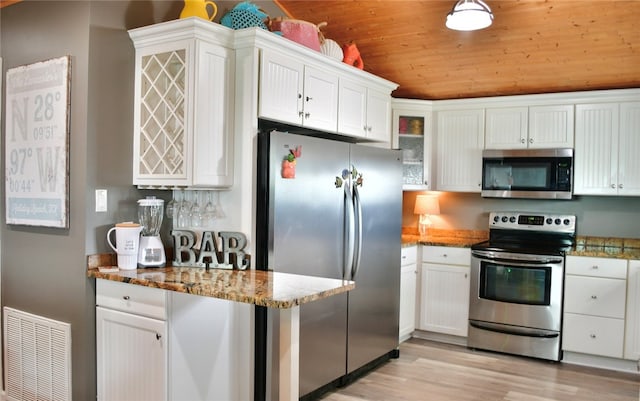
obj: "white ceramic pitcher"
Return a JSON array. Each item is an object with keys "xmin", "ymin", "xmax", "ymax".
[{"xmin": 107, "ymin": 222, "xmax": 143, "ymax": 270}]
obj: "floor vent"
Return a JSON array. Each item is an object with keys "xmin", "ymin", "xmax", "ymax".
[{"xmin": 3, "ymin": 307, "xmax": 72, "ymax": 401}]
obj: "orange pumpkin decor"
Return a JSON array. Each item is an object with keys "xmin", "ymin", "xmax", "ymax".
[
  {"xmin": 281, "ymin": 145, "xmax": 302, "ymax": 179},
  {"xmin": 342, "ymin": 42, "xmax": 364, "ymax": 70}
]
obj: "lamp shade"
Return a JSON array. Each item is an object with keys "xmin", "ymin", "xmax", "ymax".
[
  {"xmin": 446, "ymin": 0, "xmax": 494, "ymax": 31},
  {"xmin": 414, "ymin": 195, "xmax": 440, "ymax": 216}
]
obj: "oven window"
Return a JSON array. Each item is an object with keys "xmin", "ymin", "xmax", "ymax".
[{"xmin": 479, "ymin": 262, "xmax": 551, "ymax": 305}]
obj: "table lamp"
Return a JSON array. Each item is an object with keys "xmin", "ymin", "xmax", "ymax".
[{"xmin": 414, "ymin": 195, "xmax": 440, "ymax": 235}]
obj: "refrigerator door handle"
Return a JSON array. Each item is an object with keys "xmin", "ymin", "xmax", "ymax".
[
  {"xmin": 350, "ymin": 184, "xmax": 363, "ymax": 280},
  {"xmin": 343, "ymin": 183, "xmax": 356, "ymax": 281}
]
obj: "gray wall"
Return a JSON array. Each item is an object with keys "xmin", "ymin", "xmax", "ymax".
[
  {"xmin": 0, "ymin": 1, "xmax": 180, "ymax": 398},
  {"xmin": 403, "ymin": 191, "xmax": 640, "ymax": 238}
]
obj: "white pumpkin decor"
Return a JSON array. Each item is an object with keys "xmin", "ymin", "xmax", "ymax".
[
  {"xmin": 320, "ymin": 38, "xmax": 343, "ymax": 61},
  {"xmin": 317, "ymin": 22, "xmax": 344, "ymax": 61}
]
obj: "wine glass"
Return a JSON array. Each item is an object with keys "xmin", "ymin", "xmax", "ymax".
[
  {"xmin": 213, "ymin": 191, "xmax": 226, "ymax": 218},
  {"xmin": 190, "ymin": 191, "xmax": 203, "ymax": 228},
  {"xmin": 166, "ymin": 189, "xmax": 178, "ymax": 219},
  {"xmin": 203, "ymin": 191, "xmax": 216, "ymax": 227},
  {"xmin": 177, "ymin": 190, "xmax": 191, "ymax": 228}
]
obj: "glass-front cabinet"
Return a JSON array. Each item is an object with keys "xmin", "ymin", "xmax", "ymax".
[{"xmin": 392, "ymin": 99, "xmax": 432, "ymax": 190}]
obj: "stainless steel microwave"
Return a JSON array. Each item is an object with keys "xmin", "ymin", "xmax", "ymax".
[{"xmin": 481, "ymin": 148, "xmax": 573, "ymax": 199}]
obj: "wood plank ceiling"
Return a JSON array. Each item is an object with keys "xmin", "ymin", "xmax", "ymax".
[{"xmin": 274, "ymin": 0, "xmax": 640, "ymax": 100}]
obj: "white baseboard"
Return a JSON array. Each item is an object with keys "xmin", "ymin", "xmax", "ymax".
[
  {"xmin": 411, "ymin": 329, "xmax": 468, "ymax": 347},
  {"xmin": 562, "ymin": 351, "xmax": 640, "ymax": 375}
]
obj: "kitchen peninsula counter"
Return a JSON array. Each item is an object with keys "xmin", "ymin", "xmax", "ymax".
[
  {"xmin": 87, "ymin": 261, "xmax": 354, "ymax": 309},
  {"xmin": 87, "ymin": 254, "xmax": 354, "ymax": 401}
]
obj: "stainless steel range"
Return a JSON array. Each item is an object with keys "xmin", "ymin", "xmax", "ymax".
[{"xmin": 468, "ymin": 211, "xmax": 576, "ymax": 361}]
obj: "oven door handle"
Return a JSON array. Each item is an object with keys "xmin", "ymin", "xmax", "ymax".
[
  {"xmin": 471, "ymin": 250, "xmax": 563, "ymax": 265},
  {"xmin": 469, "ymin": 320, "xmax": 559, "ymax": 338}
]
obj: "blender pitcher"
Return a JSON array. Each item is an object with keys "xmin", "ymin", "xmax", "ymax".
[{"xmin": 137, "ymin": 196, "xmax": 166, "ymax": 267}]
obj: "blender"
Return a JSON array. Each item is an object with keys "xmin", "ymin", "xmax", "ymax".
[{"xmin": 137, "ymin": 196, "xmax": 166, "ymax": 267}]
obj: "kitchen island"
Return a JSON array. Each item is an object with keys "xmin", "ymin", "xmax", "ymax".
[{"xmin": 87, "ymin": 254, "xmax": 354, "ymax": 401}]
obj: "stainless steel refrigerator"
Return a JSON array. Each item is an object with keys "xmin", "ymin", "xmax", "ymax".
[{"xmin": 255, "ymin": 129, "xmax": 402, "ymax": 400}]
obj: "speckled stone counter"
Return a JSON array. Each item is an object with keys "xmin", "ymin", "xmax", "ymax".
[
  {"xmin": 401, "ymin": 229, "xmax": 640, "ymax": 260},
  {"xmin": 401, "ymin": 228, "xmax": 488, "ymax": 248},
  {"xmin": 568, "ymin": 236, "xmax": 640, "ymax": 260},
  {"xmin": 87, "ymin": 254, "xmax": 354, "ymax": 309}
]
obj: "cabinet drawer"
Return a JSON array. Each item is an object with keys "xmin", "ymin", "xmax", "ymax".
[
  {"xmin": 562, "ymin": 313, "xmax": 624, "ymax": 358},
  {"xmin": 401, "ymin": 246, "xmax": 418, "ymax": 266},
  {"xmin": 96, "ymin": 279, "xmax": 166, "ymax": 320},
  {"xmin": 565, "ymin": 256, "xmax": 627, "ymax": 279},
  {"xmin": 422, "ymin": 246, "xmax": 470, "ymax": 266},
  {"xmin": 564, "ymin": 275, "xmax": 626, "ymax": 319}
]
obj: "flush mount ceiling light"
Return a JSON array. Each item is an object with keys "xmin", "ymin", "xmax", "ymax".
[{"xmin": 446, "ymin": 0, "xmax": 494, "ymax": 31}]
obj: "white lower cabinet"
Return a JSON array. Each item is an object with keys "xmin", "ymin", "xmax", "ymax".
[
  {"xmin": 625, "ymin": 260, "xmax": 640, "ymax": 360},
  {"xmin": 96, "ymin": 280, "xmax": 253, "ymax": 401},
  {"xmin": 96, "ymin": 280, "xmax": 168, "ymax": 401},
  {"xmin": 399, "ymin": 246, "xmax": 418, "ymax": 342},
  {"xmin": 562, "ymin": 256, "xmax": 627, "ymax": 359},
  {"xmin": 419, "ymin": 246, "xmax": 470, "ymax": 337}
]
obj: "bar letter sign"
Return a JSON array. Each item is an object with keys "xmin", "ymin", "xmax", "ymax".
[{"xmin": 5, "ymin": 56, "xmax": 71, "ymax": 228}]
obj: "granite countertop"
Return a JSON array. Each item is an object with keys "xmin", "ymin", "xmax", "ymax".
[
  {"xmin": 401, "ymin": 228, "xmax": 640, "ymax": 260},
  {"xmin": 87, "ymin": 254, "xmax": 354, "ymax": 309},
  {"xmin": 401, "ymin": 228, "xmax": 489, "ymax": 248},
  {"xmin": 568, "ymin": 236, "xmax": 640, "ymax": 260}
]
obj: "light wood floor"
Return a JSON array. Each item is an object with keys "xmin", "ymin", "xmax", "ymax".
[{"xmin": 319, "ymin": 338, "xmax": 640, "ymax": 401}]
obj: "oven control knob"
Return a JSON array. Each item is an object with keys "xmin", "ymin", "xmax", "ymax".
[
  {"xmin": 509, "ymin": 216, "xmax": 516, "ymax": 223},
  {"xmin": 546, "ymin": 218, "xmax": 553, "ymax": 225},
  {"xmin": 563, "ymin": 218, "xmax": 571, "ymax": 225},
  {"xmin": 554, "ymin": 218, "xmax": 561, "ymax": 225},
  {"xmin": 493, "ymin": 215, "xmax": 500, "ymax": 223},
  {"xmin": 501, "ymin": 216, "xmax": 508, "ymax": 223}
]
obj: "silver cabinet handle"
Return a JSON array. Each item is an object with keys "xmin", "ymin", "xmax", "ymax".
[
  {"xmin": 591, "ymin": 295, "xmax": 598, "ymax": 299},
  {"xmin": 521, "ymin": 138, "xmax": 525, "ymax": 143},
  {"xmin": 123, "ymin": 295, "xmax": 130, "ymax": 300},
  {"xmin": 620, "ymin": 184, "xmax": 624, "ymax": 189},
  {"xmin": 611, "ymin": 184, "xmax": 616, "ymax": 188},
  {"xmin": 156, "ymin": 333, "xmax": 162, "ymax": 340},
  {"xmin": 590, "ymin": 334, "xmax": 596, "ymax": 339},
  {"xmin": 529, "ymin": 138, "xmax": 534, "ymax": 143},
  {"xmin": 304, "ymin": 112, "xmax": 310, "ymax": 119},
  {"xmin": 305, "ymin": 96, "xmax": 312, "ymax": 101}
]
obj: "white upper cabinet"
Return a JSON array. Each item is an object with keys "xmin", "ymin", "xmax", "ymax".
[
  {"xmin": 435, "ymin": 109, "xmax": 484, "ymax": 192},
  {"xmin": 392, "ymin": 100, "xmax": 433, "ymax": 190},
  {"xmin": 574, "ymin": 101, "xmax": 640, "ymax": 196},
  {"xmin": 485, "ymin": 104, "xmax": 573, "ymax": 149},
  {"xmin": 130, "ymin": 19, "xmax": 235, "ymax": 188},
  {"xmin": 338, "ymin": 79, "xmax": 392, "ymax": 142},
  {"xmin": 618, "ymin": 102, "xmax": 640, "ymax": 196},
  {"xmin": 259, "ymin": 49, "xmax": 339, "ymax": 132}
]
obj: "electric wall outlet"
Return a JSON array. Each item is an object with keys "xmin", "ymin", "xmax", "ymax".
[{"xmin": 95, "ymin": 189, "xmax": 107, "ymax": 212}]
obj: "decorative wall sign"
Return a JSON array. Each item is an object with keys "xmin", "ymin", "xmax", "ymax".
[{"xmin": 5, "ymin": 56, "xmax": 71, "ymax": 228}]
